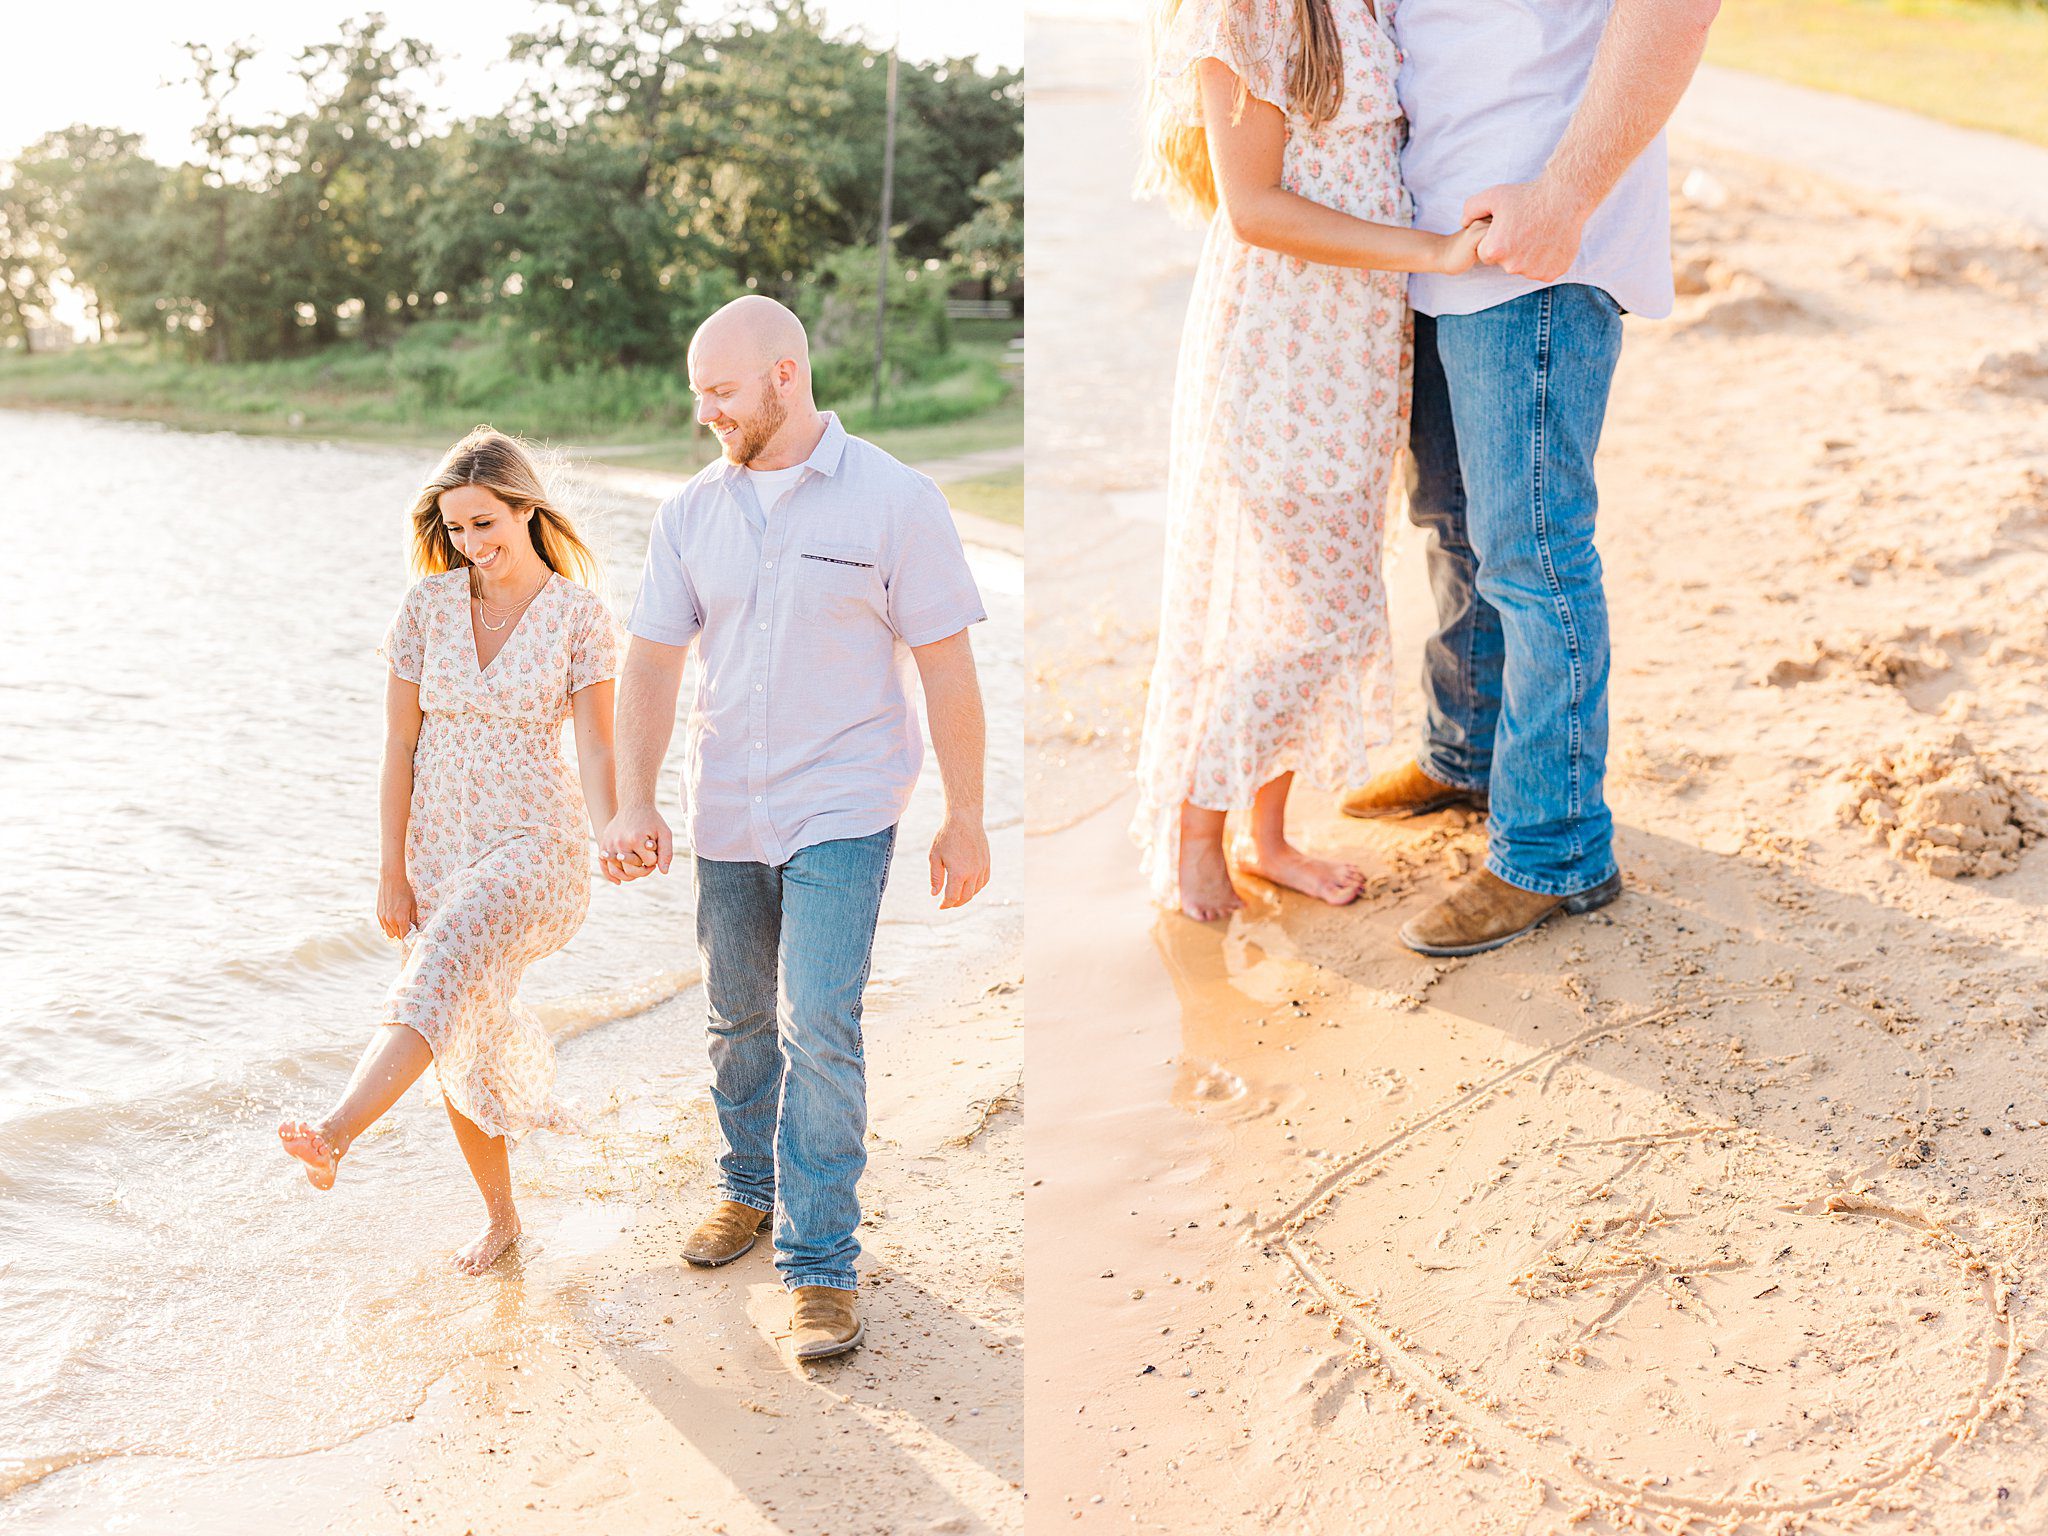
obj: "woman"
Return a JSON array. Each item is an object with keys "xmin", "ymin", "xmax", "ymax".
[
  {"xmin": 279, "ymin": 427, "xmax": 623, "ymax": 1274},
  {"xmin": 1133, "ymin": 0, "xmax": 1487, "ymax": 920}
]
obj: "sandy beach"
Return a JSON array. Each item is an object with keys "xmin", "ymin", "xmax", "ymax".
[
  {"xmin": 0, "ymin": 441, "xmax": 1024, "ymax": 1536},
  {"xmin": 1025, "ymin": 19, "xmax": 2048, "ymax": 1535}
]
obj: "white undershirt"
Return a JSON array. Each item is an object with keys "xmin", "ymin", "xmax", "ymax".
[{"xmin": 746, "ymin": 463, "xmax": 807, "ymax": 512}]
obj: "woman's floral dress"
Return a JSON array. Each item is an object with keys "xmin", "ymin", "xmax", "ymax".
[
  {"xmin": 1133, "ymin": 0, "xmax": 1413, "ymax": 907},
  {"xmin": 380, "ymin": 569, "xmax": 620, "ymax": 1140}
]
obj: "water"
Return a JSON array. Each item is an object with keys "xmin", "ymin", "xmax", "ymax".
[{"xmin": 0, "ymin": 410, "xmax": 1020, "ymax": 1509}]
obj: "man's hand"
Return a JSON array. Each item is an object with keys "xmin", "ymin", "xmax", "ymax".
[
  {"xmin": 929, "ymin": 812, "xmax": 990, "ymax": 910},
  {"xmin": 601, "ymin": 805, "xmax": 673, "ymax": 883},
  {"xmin": 1463, "ymin": 178, "xmax": 1593, "ymax": 283}
]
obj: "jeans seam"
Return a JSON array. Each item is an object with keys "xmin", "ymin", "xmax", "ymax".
[{"xmin": 1529, "ymin": 287, "xmax": 1588, "ymax": 868}]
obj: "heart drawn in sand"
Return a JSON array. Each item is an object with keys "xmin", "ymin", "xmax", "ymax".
[{"xmin": 1273, "ymin": 1003, "xmax": 2016, "ymax": 1525}]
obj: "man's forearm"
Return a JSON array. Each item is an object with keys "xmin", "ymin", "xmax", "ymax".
[
  {"xmin": 1546, "ymin": 0, "xmax": 1719, "ymax": 212},
  {"xmin": 614, "ymin": 640, "xmax": 686, "ymax": 810},
  {"xmin": 922, "ymin": 652, "xmax": 986, "ymax": 820}
]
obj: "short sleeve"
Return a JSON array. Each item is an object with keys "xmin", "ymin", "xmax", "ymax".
[
  {"xmin": 626, "ymin": 494, "xmax": 703, "ymax": 648},
  {"xmin": 569, "ymin": 591, "xmax": 623, "ymax": 693},
  {"xmin": 379, "ymin": 581, "xmax": 429, "ymax": 683},
  {"xmin": 887, "ymin": 478, "xmax": 987, "ymax": 648},
  {"xmin": 1153, "ymin": 0, "xmax": 1292, "ymax": 128}
]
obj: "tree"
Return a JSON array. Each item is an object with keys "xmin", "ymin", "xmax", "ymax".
[
  {"xmin": 171, "ymin": 39, "xmax": 262, "ymax": 359},
  {"xmin": 946, "ymin": 153, "xmax": 1021, "ymax": 297},
  {"xmin": 265, "ymin": 15, "xmax": 441, "ymax": 343},
  {"xmin": 801, "ymin": 240, "xmax": 949, "ymax": 406},
  {"xmin": 11, "ymin": 127, "xmax": 167, "ymax": 341},
  {"xmin": 0, "ymin": 166, "xmax": 59, "ymax": 352}
]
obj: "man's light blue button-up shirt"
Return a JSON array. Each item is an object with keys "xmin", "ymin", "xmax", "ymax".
[{"xmin": 627, "ymin": 412, "xmax": 986, "ymax": 865}]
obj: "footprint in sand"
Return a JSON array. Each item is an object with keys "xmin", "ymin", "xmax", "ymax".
[{"xmin": 1272, "ymin": 1000, "xmax": 2016, "ymax": 1525}]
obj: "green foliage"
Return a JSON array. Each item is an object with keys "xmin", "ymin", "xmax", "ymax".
[
  {"xmin": 0, "ymin": 164, "xmax": 60, "ymax": 351},
  {"xmin": 946, "ymin": 154, "xmax": 1023, "ymax": 295},
  {"xmin": 9, "ymin": 127, "xmax": 166, "ymax": 341},
  {"xmin": 802, "ymin": 242, "xmax": 953, "ymax": 410},
  {"xmin": 0, "ymin": 315, "xmax": 1014, "ymax": 442},
  {"xmin": 3, "ymin": 2, "xmax": 1021, "ymax": 373}
]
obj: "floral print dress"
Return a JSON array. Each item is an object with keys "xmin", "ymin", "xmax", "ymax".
[
  {"xmin": 380, "ymin": 569, "xmax": 620, "ymax": 1140},
  {"xmin": 1133, "ymin": 0, "xmax": 1413, "ymax": 908}
]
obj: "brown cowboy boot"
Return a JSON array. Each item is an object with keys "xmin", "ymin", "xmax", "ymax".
[
  {"xmin": 790, "ymin": 1284, "xmax": 864, "ymax": 1360},
  {"xmin": 681, "ymin": 1200, "xmax": 771, "ymax": 1267},
  {"xmin": 1399, "ymin": 868, "xmax": 1623, "ymax": 957},
  {"xmin": 1340, "ymin": 759, "xmax": 1488, "ymax": 820}
]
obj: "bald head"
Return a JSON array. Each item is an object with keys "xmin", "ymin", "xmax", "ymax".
[
  {"xmin": 688, "ymin": 295, "xmax": 822, "ymax": 468},
  {"xmin": 690, "ymin": 295, "xmax": 811, "ymax": 383}
]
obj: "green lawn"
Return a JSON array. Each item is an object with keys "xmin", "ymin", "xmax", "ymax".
[
  {"xmin": 588, "ymin": 393, "xmax": 1024, "ymax": 478},
  {"xmin": 940, "ymin": 464, "xmax": 1023, "ymax": 526},
  {"xmin": 1707, "ymin": 0, "xmax": 2048, "ymax": 147},
  {"xmin": 0, "ymin": 318, "xmax": 1023, "ymax": 469}
]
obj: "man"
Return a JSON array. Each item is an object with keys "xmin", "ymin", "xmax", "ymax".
[
  {"xmin": 1343, "ymin": 0, "xmax": 1720, "ymax": 956},
  {"xmin": 603, "ymin": 295, "xmax": 990, "ymax": 1360}
]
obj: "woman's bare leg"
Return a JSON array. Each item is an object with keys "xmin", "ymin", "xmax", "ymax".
[
  {"xmin": 443, "ymin": 1095, "xmax": 521, "ymax": 1274},
  {"xmin": 1236, "ymin": 772, "xmax": 1366, "ymax": 906},
  {"xmin": 1177, "ymin": 801, "xmax": 1243, "ymax": 922},
  {"xmin": 278, "ymin": 1023, "xmax": 434, "ymax": 1189}
]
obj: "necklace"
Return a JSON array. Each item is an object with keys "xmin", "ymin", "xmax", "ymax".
[{"xmin": 471, "ymin": 569, "xmax": 548, "ymax": 630}]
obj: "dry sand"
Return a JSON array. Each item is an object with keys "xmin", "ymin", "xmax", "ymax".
[{"xmin": 1025, "ymin": 20, "xmax": 2048, "ymax": 1535}]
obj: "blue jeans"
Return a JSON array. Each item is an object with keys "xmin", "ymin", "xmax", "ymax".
[
  {"xmin": 694, "ymin": 826, "xmax": 896, "ymax": 1292},
  {"xmin": 1410, "ymin": 285, "xmax": 1623, "ymax": 896}
]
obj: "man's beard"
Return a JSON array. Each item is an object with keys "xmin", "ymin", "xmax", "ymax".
[{"xmin": 727, "ymin": 389, "xmax": 789, "ymax": 466}]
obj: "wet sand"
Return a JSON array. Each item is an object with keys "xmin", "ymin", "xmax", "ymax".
[{"xmin": 1026, "ymin": 19, "xmax": 2048, "ymax": 1535}]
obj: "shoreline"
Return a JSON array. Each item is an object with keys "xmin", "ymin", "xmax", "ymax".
[{"xmin": 0, "ymin": 400, "xmax": 1024, "ymax": 553}]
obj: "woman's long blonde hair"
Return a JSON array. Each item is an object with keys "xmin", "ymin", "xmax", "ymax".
[
  {"xmin": 406, "ymin": 426, "xmax": 603, "ymax": 589},
  {"xmin": 1137, "ymin": 0, "xmax": 1345, "ymax": 221}
]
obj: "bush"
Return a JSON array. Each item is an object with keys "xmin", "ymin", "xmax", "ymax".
[{"xmin": 801, "ymin": 244, "xmax": 953, "ymax": 406}]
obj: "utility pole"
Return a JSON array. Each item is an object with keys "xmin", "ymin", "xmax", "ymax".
[{"xmin": 871, "ymin": 42, "xmax": 899, "ymax": 419}]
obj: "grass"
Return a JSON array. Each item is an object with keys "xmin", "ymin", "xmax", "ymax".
[
  {"xmin": 591, "ymin": 393, "xmax": 1024, "ymax": 477},
  {"xmin": 1706, "ymin": 0, "xmax": 2048, "ymax": 147},
  {"xmin": 939, "ymin": 464, "xmax": 1023, "ymax": 526},
  {"xmin": 0, "ymin": 316, "xmax": 1023, "ymax": 470}
]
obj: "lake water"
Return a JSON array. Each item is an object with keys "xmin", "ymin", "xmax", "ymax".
[{"xmin": 0, "ymin": 409, "xmax": 1021, "ymax": 1513}]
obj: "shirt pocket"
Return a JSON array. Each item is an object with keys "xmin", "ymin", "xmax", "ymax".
[{"xmin": 794, "ymin": 544, "xmax": 882, "ymax": 628}]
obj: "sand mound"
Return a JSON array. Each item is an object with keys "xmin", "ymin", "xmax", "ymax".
[
  {"xmin": 1672, "ymin": 255, "xmax": 1742, "ymax": 297},
  {"xmin": 1837, "ymin": 732, "xmax": 2045, "ymax": 877},
  {"xmin": 1855, "ymin": 228, "xmax": 2048, "ymax": 300},
  {"xmin": 1678, "ymin": 271, "xmax": 1826, "ymax": 336},
  {"xmin": 1996, "ymin": 468, "xmax": 2048, "ymax": 538},
  {"xmin": 1971, "ymin": 342, "xmax": 2048, "ymax": 400},
  {"xmin": 1760, "ymin": 632, "xmax": 1951, "ymax": 690}
]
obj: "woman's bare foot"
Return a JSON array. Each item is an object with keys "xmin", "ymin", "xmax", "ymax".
[
  {"xmin": 1237, "ymin": 839, "xmax": 1368, "ymax": 906},
  {"xmin": 453, "ymin": 1216, "xmax": 521, "ymax": 1275},
  {"xmin": 278, "ymin": 1119, "xmax": 343, "ymax": 1190},
  {"xmin": 1178, "ymin": 833, "xmax": 1245, "ymax": 922}
]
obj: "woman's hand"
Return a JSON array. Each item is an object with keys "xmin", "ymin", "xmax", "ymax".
[
  {"xmin": 600, "ymin": 805, "xmax": 673, "ymax": 882},
  {"xmin": 1437, "ymin": 217, "xmax": 1492, "ymax": 276},
  {"xmin": 376, "ymin": 868, "xmax": 418, "ymax": 940}
]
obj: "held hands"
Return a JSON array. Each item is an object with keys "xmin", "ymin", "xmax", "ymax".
[
  {"xmin": 1437, "ymin": 216, "xmax": 1491, "ymax": 276},
  {"xmin": 1461, "ymin": 178, "xmax": 1592, "ymax": 283},
  {"xmin": 599, "ymin": 805, "xmax": 674, "ymax": 885},
  {"xmin": 929, "ymin": 811, "xmax": 991, "ymax": 911},
  {"xmin": 376, "ymin": 868, "xmax": 417, "ymax": 941}
]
